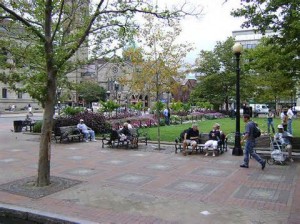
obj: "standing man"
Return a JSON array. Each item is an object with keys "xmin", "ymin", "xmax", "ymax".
[
  {"xmin": 240, "ymin": 114, "xmax": 266, "ymax": 169},
  {"xmin": 163, "ymin": 107, "xmax": 170, "ymax": 125},
  {"xmin": 287, "ymin": 106, "xmax": 294, "ymax": 134},
  {"xmin": 28, "ymin": 104, "xmax": 33, "ymax": 116},
  {"xmin": 267, "ymin": 109, "xmax": 275, "ymax": 134}
]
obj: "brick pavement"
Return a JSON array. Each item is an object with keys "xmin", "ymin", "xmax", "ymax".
[{"xmin": 0, "ymin": 129, "xmax": 299, "ymax": 224}]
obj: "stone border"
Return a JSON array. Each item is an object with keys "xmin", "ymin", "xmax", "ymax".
[{"xmin": 0, "ymin": 176, "xmax": 82, "ymax": 199}]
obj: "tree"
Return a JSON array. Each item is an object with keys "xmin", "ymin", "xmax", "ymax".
[
  {"xmin": 121, "ymin": 14, "xmax": 195, "ymax": 149},
  {"xmin": 100, "ymin": 100, "xmax": 119, "ymax": 118},
  {"xmin": 120, "ymin": 14, "xmax": 194, "ymax": 100},
  {"xmin": 192, "ymin": 37, "xmax": 248, "ymax": 112},
  {"xmin": 77, "ymin": 81, "xmax": 106, "ymax": 106},
  {"xmin": 0, "ymin": 1, "xmax": 199, "ymax": 186},
  {"xmin": 231, "ymin": 0, "xmax": 300, "ymax": 80},
  {"xmin": 243, "ymin": 38, "xmax": 296, "ymax": 104}
]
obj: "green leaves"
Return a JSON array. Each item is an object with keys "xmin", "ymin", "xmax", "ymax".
[
  {"xmin": 76, "ymin": 81, "xmax": 106, "ymax": 105},
  {"xmin": 193, "ymin": 37, "xmax": 237, "ymax": 111}
]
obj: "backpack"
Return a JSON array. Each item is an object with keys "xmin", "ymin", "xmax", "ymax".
[
  {"xmin": 252, "ymin": 122, "xmax": 261, "ymax": 138},
  {"xmin": 180, "ymin": 128, "xmax": 190, "ymax": 141}
]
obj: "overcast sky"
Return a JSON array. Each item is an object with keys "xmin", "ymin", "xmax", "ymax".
[{"xmin": 158, "ymin": 0, "xmax": 245, "ymax": 64}]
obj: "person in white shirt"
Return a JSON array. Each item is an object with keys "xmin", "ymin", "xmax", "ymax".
[
  {"xmin": 274, "ymin": 124, "xmax": 293, "ymax": 162},
  {"xmin": 77, "ymin": 119, "xmax": 97, "ymax": 142},
  {"xmin": 163, "ymin": 107, "xmax": 170, "ymax": 125},
  {"xmin": 287, "ymin": 106, "xmax": 294, "ymax": 134},
  {"xmin": 126, "ymin": 120, "xmax": 133, "ymax": 129}
]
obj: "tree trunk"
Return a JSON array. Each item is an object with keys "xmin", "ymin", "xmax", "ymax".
[{"xmin": 36, "ymin": 74, "xmax": 56, "ymax": 187}]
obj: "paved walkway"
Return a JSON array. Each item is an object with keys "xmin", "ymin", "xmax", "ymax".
[{"xmin": 0, "ymin": 129, "xmax": 300, "ymax": 224}]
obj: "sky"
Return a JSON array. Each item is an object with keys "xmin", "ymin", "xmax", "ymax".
[{"xmin": 158, "ymin": 0, "xmax": 245, "ymax": 64}]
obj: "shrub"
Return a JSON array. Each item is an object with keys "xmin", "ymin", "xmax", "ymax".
[
  {"xmin": 61, "ymin": 107, "xmax": 84, "ymax": 116},
  {"xmin": 54, "ymin": 111, "xmax": 111, "ymax": 134},
  {"xmin": 33, "ymin": 120, "xmax": 43, "ymax": 133}
]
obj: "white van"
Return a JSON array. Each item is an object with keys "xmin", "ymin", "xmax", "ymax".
[
  {"xmin": 250, "ymin": 104, "xmax": 269, "ymax": 114},
  {"xmin": 91, "ymin": 102, "xmax": 101, "ymax": 112}
]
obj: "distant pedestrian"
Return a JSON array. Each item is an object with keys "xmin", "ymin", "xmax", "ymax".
[
  {"xmin": 28, "ymin": 104, "xmax": 33, "ymax": 116},
  {"xmin": 267, "ymin": 109, "xmax": 275, "ymax": 134},
  {"xmin": 287, "ymin": 106, "xmax": 294, "ymax": 134},
  {"xmin": 240, "ymin": 114, "xmax": 266, "ymax": 170},
  {"xmin": 280, "ymin": 108, "xmax": 288, "ymax": 132},
  {"xmin": 163, "ymin": 107, "xmax": 170, "ymax": 125}
]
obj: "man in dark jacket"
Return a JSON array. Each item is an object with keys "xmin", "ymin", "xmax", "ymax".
[{"xmin": 182, "ymin": 124, "xmax": 199, "ymax": 156}]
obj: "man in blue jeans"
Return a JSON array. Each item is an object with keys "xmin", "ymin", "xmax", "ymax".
[
  {"xmin": 240, "ymin": 114, "xmax": 266, "ymax": 169},
  {"xmin": 77, "ymin": 119, "xmax": 97, "ymax": 142}
]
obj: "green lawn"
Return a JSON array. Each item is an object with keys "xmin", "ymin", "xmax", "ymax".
[{"xmin": 147, "ymin": 117, "xmax": 299, "ymax": 142}]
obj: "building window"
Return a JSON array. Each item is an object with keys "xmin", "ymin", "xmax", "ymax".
[
  {"xmin": 17, "ymin": 92, "xmax": 22, "ymax": 99},
  {"xmin": 2, "ymin": 88, "xmax": 7, "ymax": 98},
  {"xmin": 0, "ymin": 48, "xmax": 8, "ymax": 64}
]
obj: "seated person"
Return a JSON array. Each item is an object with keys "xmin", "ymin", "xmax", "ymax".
[
  {"xmin": 119, "ymin": 122, "xmax": 132, "ymax": 142},
  {"xmin": 24, "ymin": 114, "xmax": 33, "ymax": 123},
  {"xmin": 77, "ymin": 119, "xmax": 97, "ymax": 142},
  {"xmin": 204, "ymin": 123, "xmax": 221, "ymax": 157},
  {"xmin": 274, "ymin": 124, "xmax": 293, "ymax": 162},
  {"xmin": 182, "ymin": 124, "xmax": 199, "ymax": 156},
  {"xmin": 126, "ymin": 120, "xmax": 133, "ymax": 129}
]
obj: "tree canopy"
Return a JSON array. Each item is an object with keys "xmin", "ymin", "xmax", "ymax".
[
  {"xmin": 192, "ymin": 37, "xmax": 248, "ymax": 111},
  {"xmin": 231, "ymin": 0, "xmax": 300, "ymax": 80},
  {"xmin": 76, "ymin": 81, "xmax": 106, "ymax": 106}
]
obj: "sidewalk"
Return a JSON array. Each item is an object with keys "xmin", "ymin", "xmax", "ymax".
[{"xmin": 0, "ymin": 130, "xmax": 300, "ymax": 223}]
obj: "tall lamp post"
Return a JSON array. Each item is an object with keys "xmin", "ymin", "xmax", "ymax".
[
  {"xmin": 114, "ymin": 81, "xmax": 119, "ymax": 116},
  {"xmin": 232, "ymin": 43, "xmax": 243, "ymax": 156},
  {"xmin": 57, "ymin": 88, "xmax": 62, "ymax": 116},
  {"xmin": 106, "ymin": 91, "xmax": 110, "ymax": 101}
]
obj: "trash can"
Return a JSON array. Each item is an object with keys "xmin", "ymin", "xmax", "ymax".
[{"xmin": 13, "ymin": 120, "xmax": 23, "ymax": 132}]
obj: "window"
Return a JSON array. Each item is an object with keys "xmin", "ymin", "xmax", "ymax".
[
  {"xmin": 0, "ymin": 47, "xmax": 8, "ymax": 64},
  {"xmin": 17, "ymin": 92, "xmax": 22, "ymax": 99},
  {"xmin": 2, "ymin": 88, "xmax": 7, "ymax": 98}
]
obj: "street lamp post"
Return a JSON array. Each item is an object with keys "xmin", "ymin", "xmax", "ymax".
[
  {"xmin": 106, "ymin": 91, "xmax": 111, "ymax": 101},
  {"xmin": 57, "ymin": 88, "xmax": 62, "ymax": 116},
  {"xmin": 232, "ymin": 43, "xmax": 243, "ymax": 156},
  {"xmin": 114, "ymin": 81, "xmax": 119, "ymax": 116}
]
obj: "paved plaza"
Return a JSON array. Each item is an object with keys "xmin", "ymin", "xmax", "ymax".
[{"xmin": 0, "ymin": 113, "xmax": 300, "ymax": 223}]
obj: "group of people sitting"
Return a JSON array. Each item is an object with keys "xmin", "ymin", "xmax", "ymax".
[
  {"xmin": 182, "ymin": 123, "xmax": 225, "ymax": 156},
  {"xmin": 181, "ymin": 121, "xmax": 294, "ymax": 162},
  {"xmin": 105, "ymin": 120, "xmax": 137, "ymax": 146},
  {"xmin": 64, "ymin": 119, "xmax": 135, "ymax": 144}
]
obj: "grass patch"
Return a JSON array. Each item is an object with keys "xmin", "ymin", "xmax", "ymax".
[{"xmin": 147, "ymin": 117, "xmax": 299, "ymax": 142}]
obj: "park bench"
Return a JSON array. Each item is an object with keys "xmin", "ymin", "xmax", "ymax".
[
  {"xmin": 54, "ymin": 126, "xmax": 84, "ymax": 143},
  {"xmin": 175, "ymin": 132, "xmax": 227, "ymax": 155},
  {"xmin": 101, "ymin": 128, "xmax": 148, "ymax": 149},
  {"xmin": 22, "ymin": 120, "xmax": 35, "ymax": 132}
]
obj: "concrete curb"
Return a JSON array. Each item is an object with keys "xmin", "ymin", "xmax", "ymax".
[{"xmin": 0, "ymin": 203, "xmax": 97, "ymax": 224}]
